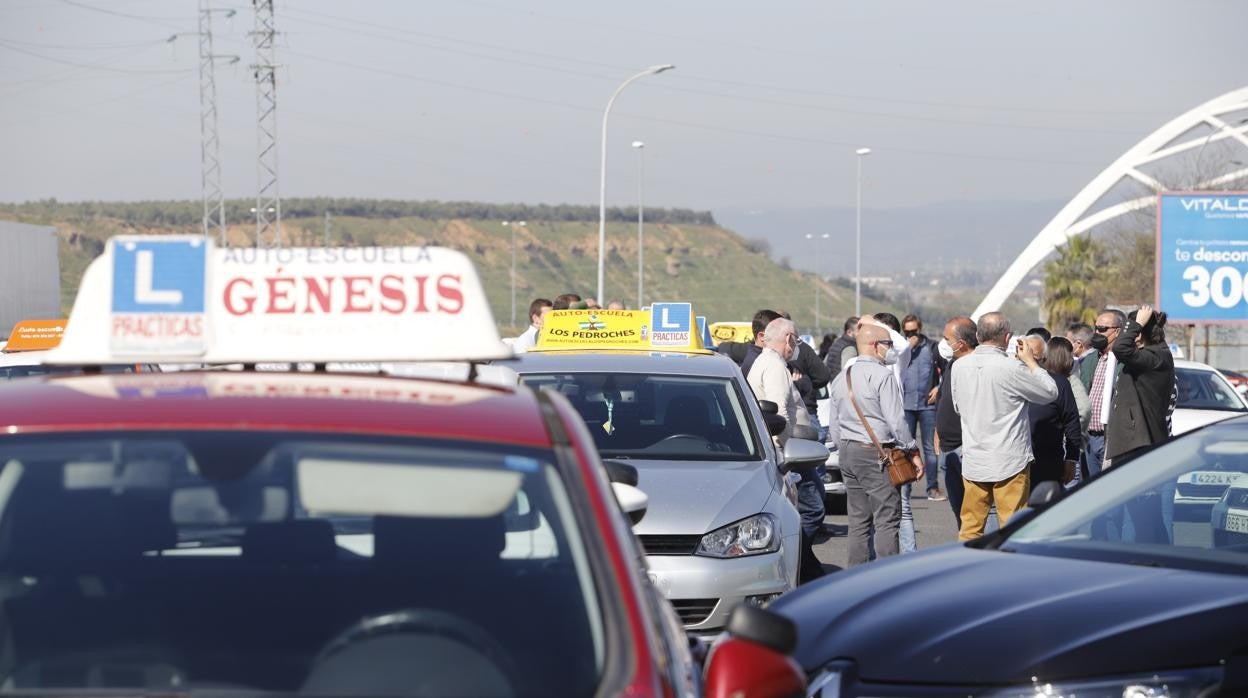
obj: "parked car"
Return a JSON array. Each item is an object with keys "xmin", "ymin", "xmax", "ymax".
[
  {"xmin": 776, "ymin": 415, "xmax": 1248, "ymax": 697},
  {"xmin": 0, "ymin": 235, "xmax": 805, "ymax": 698},
  {"xmin": 511, "ymin": 306, "xmax": 825, "ymax": 633},
  {"xmin": 1172, "ymin": 359, "xmax": 1248, "ymax": 517}
]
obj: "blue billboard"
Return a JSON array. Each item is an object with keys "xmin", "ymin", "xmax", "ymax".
[{"xmin": 1156, "ymin": 192, "xmax": 1248, "ymax": 324}]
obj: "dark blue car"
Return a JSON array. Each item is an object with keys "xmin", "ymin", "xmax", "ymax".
[{"xmin": 775, "ymin": 415, "xmax": 1248, "ymax": 697}]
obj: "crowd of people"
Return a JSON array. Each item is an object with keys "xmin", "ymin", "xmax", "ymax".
[
  {"xmin": 511, "ymin": 294, "xmax": 1178, "ymax": 576},
  {"xmin": 728, "ymin": 304, "xmax": 1176, "ymax": 574}
]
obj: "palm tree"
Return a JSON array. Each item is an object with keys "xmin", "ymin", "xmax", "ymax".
[{"xmin": 1043, "ymin": 235, "xmax": 1105, "ymax": 330}]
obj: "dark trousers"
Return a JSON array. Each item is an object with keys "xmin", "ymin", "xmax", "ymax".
[
  {"xmin": 904, "ymin": 409, "xmax": 939, "ymax": 492},
  {"xmin": 841, "ymin": 440, "xmax": 901, "ymax": 567},
  {"xmin": 796, "ymin": 466, "xmax": 826, "ymax": 582},
  {"xmin": 941, "ymin": 447, "xmax": 965, "ymax": 529}
]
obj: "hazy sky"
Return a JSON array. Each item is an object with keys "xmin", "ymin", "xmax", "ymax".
[{"xmin": 1, "ymin": 0, "xmax": 1243, "ymax": 212}]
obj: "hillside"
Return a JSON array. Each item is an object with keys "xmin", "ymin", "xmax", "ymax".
[{"xmin": 0, "ymin": 199, "xmax": 889, "ymax": 337}]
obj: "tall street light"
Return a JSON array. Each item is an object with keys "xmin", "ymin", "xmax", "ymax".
[
  {"xmin": 597, "ymin": 64, "xmax": 674, "ymax": 303},
  {"xmin": 806, "ymin": 232, "xmax": 829, "ymax": 335},
  {"xmin": 503, "ymin": 220, "xmax": 526, "ymax": 327},
  {"xmin": 633, "ymin": 140, "xmax": 646, "ymax": 309},
  {"xmin": 854, "ymin": 147, "xmax": 872, "ymax": 316}
]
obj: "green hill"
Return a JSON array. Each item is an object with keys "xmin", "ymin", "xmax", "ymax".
[{"xmin": 0, "ymin": 198, "xmax": 889, "ymax": 337}]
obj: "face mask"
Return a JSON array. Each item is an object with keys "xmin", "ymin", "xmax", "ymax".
[
  {"xmin": 937, "ymin": 339, "xmax": 955, "ymax": 361},
  {"xmin": 882, "ymin": 346, "xmax": 900, "ymax": 365},
  {"xmin": 1089, "ymin": 333, "xmax": 1109, "ymax": 352}
]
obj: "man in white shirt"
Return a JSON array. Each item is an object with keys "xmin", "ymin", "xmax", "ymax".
[
  {"xmin": 951, "ymin": 312, "xmax": 1058, "ymax": 540},
  {"xmin": 511, "ymin": 298, "xmax": 552, "ymax": 353},
  {"xmin": 748, "ymin": 316, "xmax": 819, "ymax": 579},
  {"xmin": 747, "ymin": 317, "xmax": 807, "ymax": 443}
]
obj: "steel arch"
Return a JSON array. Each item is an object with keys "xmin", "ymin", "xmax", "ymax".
[{"xmin": 974, "ymin": 87, "xmax": 1248, "ymax": 320}]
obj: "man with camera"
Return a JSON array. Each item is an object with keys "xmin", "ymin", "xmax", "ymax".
[{"xmin": 950, "ymin": 312, "xmax": 1059, "ymax": 541}]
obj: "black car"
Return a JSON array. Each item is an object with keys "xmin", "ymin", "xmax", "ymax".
[{"xmin": 775, "ymin": 415, "xmax": 1248, "ymax": 697}]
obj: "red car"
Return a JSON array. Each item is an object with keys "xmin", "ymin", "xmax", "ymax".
[{"xmin": 0, "ymin": 236, "xmax": 802, "ymax": 698}]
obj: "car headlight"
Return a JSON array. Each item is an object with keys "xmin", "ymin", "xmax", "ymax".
[
  {"xmin": 696, "ymin": 514, "xmax": 779, "ymax": 558},
  {"xmin": 982, "ymin": 667, "xmax": 1222, "ymax": 698}
]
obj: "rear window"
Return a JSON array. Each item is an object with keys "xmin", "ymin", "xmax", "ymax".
[
  {"xmin": 1177, "ymin": 368, "xmax": 1247, "ymax": 412},
  {"xmin": 0, "ymin": 431, "xmax": 604, "ymax": 696},
  {"xmin": 520, "ymin": 372, "xmax": 759, "ymax": 461}
]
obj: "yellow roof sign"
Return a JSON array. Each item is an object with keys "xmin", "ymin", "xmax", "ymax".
[
  {"xmin": 709, "ymin": 321, "xmax": 752, "ymax": 346},
  {"xmin": 532, "ymin": 305, "xmax": 711, "ymax": 354},
  {"xmin": 4, "ymin": 319, "xmax": 67, "ymax": 352}
]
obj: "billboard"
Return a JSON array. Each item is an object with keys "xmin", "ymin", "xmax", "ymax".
[{"xmin": 1156, "ymin": 192, "xmax": 1248, "ymax": 324}]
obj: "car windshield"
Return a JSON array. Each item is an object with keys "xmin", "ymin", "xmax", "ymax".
[
  {"xmin": 0, "ymin": 431, "xmax": 604, "ymax": 696},
  {"xmin": 1007, "ymin": 421, "xmax": 1248, "ymax": 574},
  {"xmin": 1176, "ymin": 367, "xmax": 1247, "ymax": 412},
  {"xmin": 520, "ymin": 372, "xmax": 759, "ymax": 461},
  {"xmin": 0, "ymin": 364, "xmax": 148, "ymax": 380}
]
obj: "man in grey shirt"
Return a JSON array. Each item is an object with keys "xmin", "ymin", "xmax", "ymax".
[
  {"xmin": 828, "ymin": 324, "xmax": 917, "ymax": 566},
  {"xmin": 951, "ymin": 312, "xmax": 1058, "ymax": 540}
]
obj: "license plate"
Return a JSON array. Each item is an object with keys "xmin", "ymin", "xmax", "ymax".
[
  {"xmin": 1194, "ymin": 472, "xmax": 1240, "ymax": 485},
  {"xmin": 1225, "ymin": 513, "xmax": 1248, "ymax": 535}
]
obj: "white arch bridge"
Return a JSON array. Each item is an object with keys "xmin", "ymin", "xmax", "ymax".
[{"xmin": 974, "ymin": 86, "xmax": 1248, "ymax": 320}]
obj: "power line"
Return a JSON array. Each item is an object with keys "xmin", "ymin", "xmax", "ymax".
[
  {"xmin": 0, "ymin": 39, "xmax": 191, "ymax": 75},
  {"xmin": 56, "ymin": 0, "xmax": 189, "ymax": 30}
]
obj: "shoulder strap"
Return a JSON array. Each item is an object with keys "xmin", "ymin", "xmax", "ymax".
[{"xmin": 845, "ymin": 365, "xmax": 888, "ymax": 460}]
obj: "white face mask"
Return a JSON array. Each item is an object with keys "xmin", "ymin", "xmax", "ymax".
[
  {"xmin": 938, "ymin": 338, "xmax": 954, "ymax": 361},
  {"xmin": 882, "ymin": 346, "xmax": 900, "ymax": 365}
]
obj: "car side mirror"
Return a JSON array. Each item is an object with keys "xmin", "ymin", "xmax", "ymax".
[
  {"xmin": 783, "ymin": 438, "xmax": 829, "ymax": 470},
  {"xmin": 603, "ymin": 459, "xmax": 646, "ymax": 525},
  {"xmin": 1027, "ymin": 480, "xmax": 1064, "ymax": 509},
  {"xmin": 757, "ymin": 401, "xmax": 787, "ymax": 437},
  {"xmin": 704, "ymin": 605, "xmax": 805, "ymax": 698},
  {"xmin": 611, "ymin": 482, "xmax": 648, "ymax": 526}
]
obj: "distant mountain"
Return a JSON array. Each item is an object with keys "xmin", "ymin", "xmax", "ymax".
[
  {"xmin": 0, "ymin": 198, "xmax": 894, "ymax": 336},
  {"xmin": 715, "ymin": 199, "xmax": 1065, "ymax": 279}
]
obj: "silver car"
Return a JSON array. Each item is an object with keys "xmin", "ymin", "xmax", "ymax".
[{"xmin": 511, "ymin": 351, "xmax": 803, "ymax": 632}]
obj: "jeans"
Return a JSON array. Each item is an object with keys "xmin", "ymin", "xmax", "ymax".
[
  {"xmin": 840, "ymin": 440, "xmax": 901, "ymax": 566},
  {"xmin": 941, "ymin": 448, "xmax": 966, "ymax": 529},
  {"xmin": 904, "ymin": 409, "xmax": 939, "ymax": 492},
  {"xmin": 1084, "ymin": 433, "xmax": 1106, "ymax": 481},
  {"xmin": 796, "ymin": 467, "xmax": 826, "ymax": 538},
  {"xmin": 899, "ymin": 482, "xmax": 916, "ymax": 553}
]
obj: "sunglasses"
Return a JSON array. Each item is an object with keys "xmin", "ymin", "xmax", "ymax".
[
  {"xmin": 1094, "ymin": 325, "xmax": 1121, "ymax": 333},
  {"xmin": 903, "ymin": 329, "xmax": 920, "ymax": 337}
]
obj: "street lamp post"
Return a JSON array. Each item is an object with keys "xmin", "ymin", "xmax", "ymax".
[
  {"xmin": 854, "ymin": 147, "xmax": 871, "ymax": 316},
  {"xmin": 503, "ymin": 220, "xmax": 526, "ymax": 327},
  {"xmin": 633, "ymin": 140, "xmax": 645, "ymax": 309},
  {"xmin": 597, "ymin": 64, "xmax": 674, "ymax": 303},
  {"xmin": 805, "ymin": 232, "xmax": 829, "ymax": 335}
]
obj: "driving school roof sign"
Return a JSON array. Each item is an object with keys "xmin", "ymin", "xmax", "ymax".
[
  {"xmin": 532, "ymin": 306, "xmax": 710, "ymax": 353},
  {"xmin": 47, "ymin": 236, "xmax": 512, "ymax": 364}
]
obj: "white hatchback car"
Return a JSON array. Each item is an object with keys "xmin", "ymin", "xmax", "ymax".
[{"xmin": 1172, "ymin": 359, "xmax": 1248, "ymax": 514}]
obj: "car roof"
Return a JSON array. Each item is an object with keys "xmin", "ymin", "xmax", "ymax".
[
  {"xmin": 0, "ymin": 349, "xmax": 50, "ymax": 368},
  {"xmin": 0, "ymin": 371, "xmax": 552, "ymax": 447},
  {"xmin": 508, "ymin": 349, "xmax": 743, "ymax": 378},
  {"xmin": 1175, "ymin": 358, "xmax": 1222, "ymax": 372}
]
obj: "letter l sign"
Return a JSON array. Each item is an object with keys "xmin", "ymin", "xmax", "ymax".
[{"xmin": 134, "ymin": 250, "xmax": 183, "ymax": 305}]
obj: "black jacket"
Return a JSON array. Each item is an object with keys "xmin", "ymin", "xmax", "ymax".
[
  {"xmin": 1105, "ymin": 320, "xmax": 1176, "ymax": 460},
  {"xmin": 824, "ymin": 333, "xmax": 855, "ymax": 381},
  {"xmin": 935, "ymin": 357, "xmax": 961, "ymax": 451},
  {"xmin": 1028, "ymin": 370, "xmax": 1082, "ymax": 484},
  {"xmin": 791, "ymin": 341, "xmax": 830, "ymax": 414}
]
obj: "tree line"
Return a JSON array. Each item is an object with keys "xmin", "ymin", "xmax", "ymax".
[{"xmin": 0, "ymin": 198, "xmax": 716, "ymax": 227}]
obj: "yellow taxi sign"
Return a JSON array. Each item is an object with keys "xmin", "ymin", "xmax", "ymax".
[
  {"xmin": 4, "ymin": 319, "xmax": 66, "ymax": 352},
  {"xmin": 532, "ymin": 305, "xmax": 711, "ymax": 354},
  {"xmin": 709, "ymin": 321, "xmax": 752, "ymax": 346}
]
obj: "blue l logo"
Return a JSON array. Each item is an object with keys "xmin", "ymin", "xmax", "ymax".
[{"xmin": 111, "ymin": 239, "xmax": 206, "ymax": 314}]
